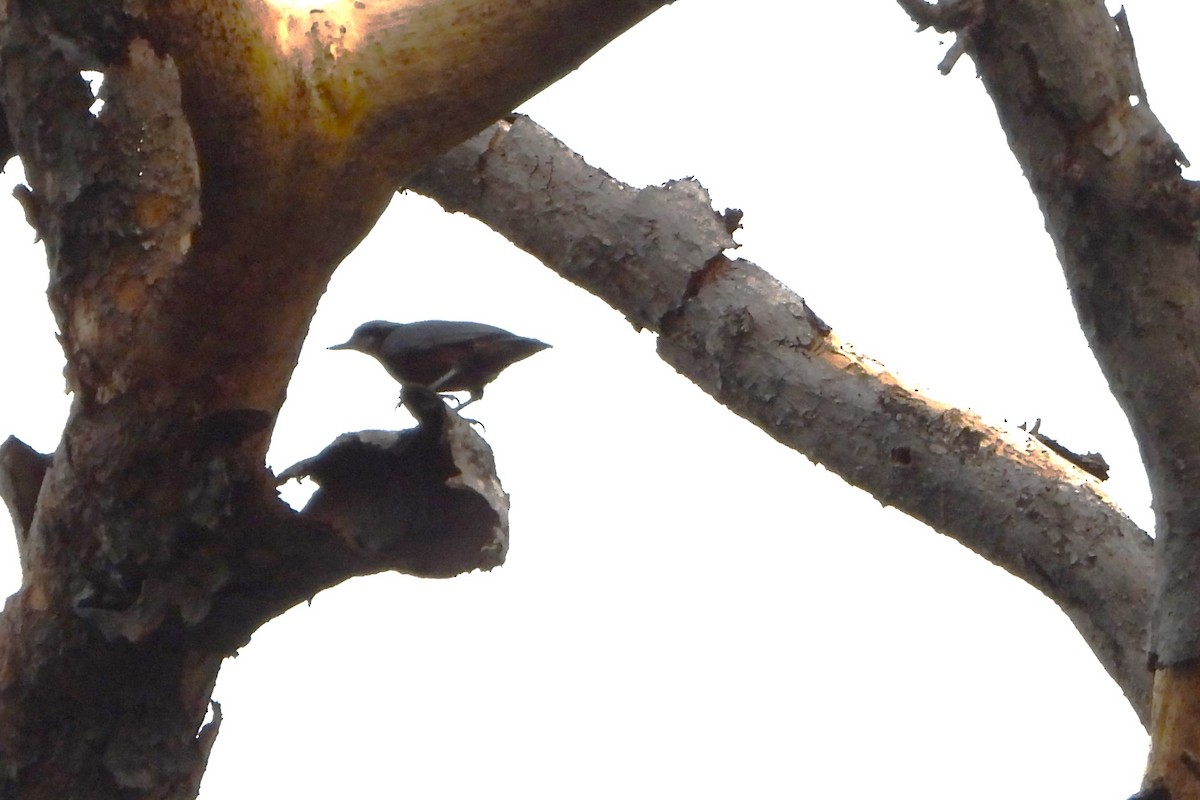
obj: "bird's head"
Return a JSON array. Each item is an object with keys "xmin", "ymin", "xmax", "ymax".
[{"xmin": 329, "ymin": 320, "xmax": 397, "ymax": 356}]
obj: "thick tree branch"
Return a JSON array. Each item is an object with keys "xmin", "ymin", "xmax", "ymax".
[
  {"xmin": 0, "ymin": 401, "xmax": 507, "ymax": 796},
  {"xmin": 0, "ymin": 1, "xmax": 669, "ymax": 795},
  {"xmin": 915, "ymin": 0, "xmax": 1199, "ymax": 665},
  {"xmin": 0, "ymin": 0, "xmax": 672, "ymax": 420},
  {"xmin": 896, "ymin": 2, "xmax": 1200, "ymax": 792},
  {"xmin": 408, "ymin": 115, "xmax": 1156, "ymax": 725}
]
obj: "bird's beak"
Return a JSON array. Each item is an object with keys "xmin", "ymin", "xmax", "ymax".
[{"xmin": 328, "ymin": 340, "xmax": 355, "ymax": 351}]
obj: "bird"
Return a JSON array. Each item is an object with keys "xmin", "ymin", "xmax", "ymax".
[{"xmin": 329, "ymin": 319, "xmax": 551, "ymax": 409}]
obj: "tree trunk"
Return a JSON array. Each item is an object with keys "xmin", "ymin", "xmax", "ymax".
[{"xmin": 0, "ymin": 0, "xmax": 663, "ymax": 795}]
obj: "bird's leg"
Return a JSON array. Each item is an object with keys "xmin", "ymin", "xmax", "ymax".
[
  {"xmin": 427, "ymin": 366, "xmax": 460, "ymax": 393},
  {"xmin": 428, "ymin": 366, "xmax": 478, "ymax": 410},
  {"xmin": 420, "ymin": 374, "xmax": 485, "ymax": 428}
]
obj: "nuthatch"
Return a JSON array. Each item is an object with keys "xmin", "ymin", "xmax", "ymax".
[{"xmin": 330, "ymin": 320, "xmax": 551, "ymax": 408}]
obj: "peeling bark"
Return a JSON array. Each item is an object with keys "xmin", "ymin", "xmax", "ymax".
[
  {"xmin": 408, "ymin": 115, "xmax": 1156, "ymax": 724},
  {"xmin": 967, "ymin": 0, "xmax": 1199, "ymax": 666}
]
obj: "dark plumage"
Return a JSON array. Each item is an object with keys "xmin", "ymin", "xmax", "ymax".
[{"xmin": 330, "ymin": 319, "xmax": 551, "ymax": 408}]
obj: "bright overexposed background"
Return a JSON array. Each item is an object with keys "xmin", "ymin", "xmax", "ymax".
[{"xmin": 3, "ymin": 1, "xmax": 1186, "ymax": 796}]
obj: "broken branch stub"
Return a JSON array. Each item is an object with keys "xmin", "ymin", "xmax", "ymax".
[{"xmin": 279, "ymin": 392, "xmax": 508, "ymax": 579}]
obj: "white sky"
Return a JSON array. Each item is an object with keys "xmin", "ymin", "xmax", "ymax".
[{"xmin": 2, "ymin": 1, "xmax": 1189, "ymax": 796}]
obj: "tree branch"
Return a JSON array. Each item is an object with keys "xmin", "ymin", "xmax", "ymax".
[
  {"xmin": 408, "ymin": 115, "xmax": 1155, "ymax": 725},
  {"xmin": 0, "ymin": 1, "xmax": 670, "ymax": 794},
  {"xmin": 949, "ymin": 0, "xmax": 1200, "ymax": 668},
  {"xmin": 894, "ymin": 1, "xmax": 1200, "ymax": 789}
]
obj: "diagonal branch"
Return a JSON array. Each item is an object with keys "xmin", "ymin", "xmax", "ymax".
[{"xmin": 408, "ymin": 115, "xmax": 1155, "ymax": 726}]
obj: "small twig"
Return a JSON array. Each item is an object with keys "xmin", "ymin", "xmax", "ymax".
[
  {"xmin": 937, "ymin": 37, "xmax": 967, "ymax": 75},
  {"xmin": 895, "ymin": 0, "xmax": 984, "ymax": 76},
  {"xmin": 1021, "ymin": 419, "xmax": 1110, "ymax": 481}
]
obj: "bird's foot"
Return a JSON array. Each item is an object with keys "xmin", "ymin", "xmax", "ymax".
[{"xmin": 396, "ymin": 387, "xmax": 485, "ymax": 430}]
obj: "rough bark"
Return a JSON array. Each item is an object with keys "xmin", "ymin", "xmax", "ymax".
[
  {"xmin": 908, "ymin": 0, "xmax": 1198, "ymax": 795},
  {"xmin": 408, "ymin": 115, "xmax": 1156, "ymax": 724},
  {"xmin": 904, "ymin": 0, "xmax": 1197, "ymax": 661},
  {"xmin": 0, "ymin": 0, "xmax": 1179, "ymax": 794},
  {"xmin": 0, "ymin": 0, "xmax": 666, "ymax": 796}
]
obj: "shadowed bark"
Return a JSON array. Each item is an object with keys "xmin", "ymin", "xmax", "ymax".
[{"xmin": 0, "ymin": 0, "xmax": 666, "ymax": 796}]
